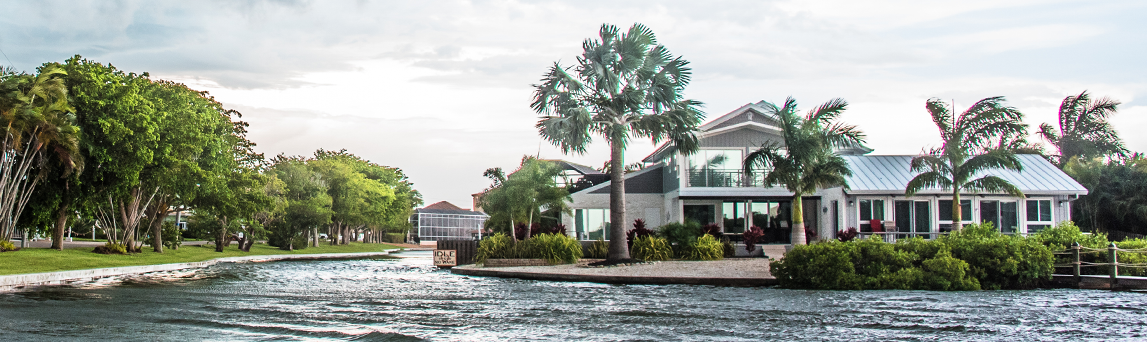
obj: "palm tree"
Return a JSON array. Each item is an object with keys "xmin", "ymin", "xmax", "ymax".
[
  {"xmin": 1037, "ymin": 91, "xmax": 1126, "ymax": 166},
  {"xmin": 532, "ymin": 23, "xmax": 704, "ymax": 261},
  {"xmin": 905, "ymin": 97, "xmax": 1027, "ymax": 231},
  {"xmin": 0, "ymin": 64, "xmax": 83, "ymax": 244},
  {"xmin": 742, "ymin": 97, "xmax": 865, "ymax": 245}
]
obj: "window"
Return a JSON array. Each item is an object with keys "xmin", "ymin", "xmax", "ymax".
[
  {"xmin": 980, "ymin": 201, "xmax": 1019, "ymax": 233},
  {"xmin": 859, "ymin": 199, "xmax": 885, "ymax": 232},
  {"xmin": 575, "ymin": 209, "xmax": 611, "ymax": 240},
  {"xmin": 722, "ymin": 201, "xmax": 746, "ymax": 233},
  {"xmin": 688, "ymin": 149, "xmax": 744, "ymax": 187},
  {"xmin": 938, "ymin": 200, "xmax": 972, "ymax": 232},
  {"xmin": 683, "ymin": 205, "xmax": 716, "ymax": 226},
  {"xmin": 1026, "ymin": 199, "xmax": 1053, "ymax": 233},
  {"xmin": 894, "ymin": 200, "xmax": 931, "ymax": 236}
]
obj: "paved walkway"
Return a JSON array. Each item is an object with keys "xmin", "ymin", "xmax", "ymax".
[{"xmin": 452, "ymin": 258, "xmax": 776, "ymax": 286}]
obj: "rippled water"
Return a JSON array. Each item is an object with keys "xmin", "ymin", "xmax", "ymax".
[{"xmin": 2, "ymin": 251, "xmax": 1147, "ymax": 341}]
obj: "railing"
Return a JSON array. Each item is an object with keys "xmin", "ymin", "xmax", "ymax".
[
  {"xmin": 1054, "ymin": 242, "xmax": 1147, "ymax": 288},
  {"xmin": 856, "ymin": 230, "xmax": 1037, "ymax": 242},
  {"xmin": 687, "ymin": 169, "xmax": 764, "ymax": 187}
]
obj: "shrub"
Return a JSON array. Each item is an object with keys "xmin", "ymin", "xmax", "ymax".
[
  {"xmin": 941, "ymin": 223, "xmax": 1053, "ymax": 290},
  {"xmin": 837, "ymin": 227, "xmax": 859, "ymax": 242},
  {"xmin": 771, "ymin": 241, "xmax": 863, "ymax": 289},
  {"xmin": 94, "ymin": 242, "xmax": 128, "ymax": 255},
  {"xmin": 476, "ymin": 233, "xmax": 513, "ymax": 264},
  {"xmin": 743, "ymin": 226, "xmax": 764, "ymax": 252},
  {"xmin": 1031, "ymin": 221, "xmax": 1108, "ymax": 251},
  {"xmin": 521, "ymin": 233, "xmax": 583, "ymax": 264},
  {"xmin": 550, "ymin": 224, "xmax": 568, "ymax": 236},
  {"xmin": 630, "ymin": 236, "xmax": 672, "ymax": 261},
  {"xmin": 772, "ymin": 226, "xmax": 1048, "ymax": 291},
  {"xmin": 584, "ymin": 239, "xmax": 608, "ymax": 259},
  {"xmin": 626, "ymin": 219, "xmax": 654, "ymax": 247},
  {"xmin": 384, "ymin": 233, "xmax": 406, "ymax": 243},
  {"xmin": 659, "ymin": 221, "xmax": 701, "ymax": 255},
  {"xmin": 920, "ymin": 250, "xmax": 980, "ymax": 291},
  {"xmin": 0, "ymin": 240, "xmax": 17, "ymax": 252},
  {"xmin": 1116, "ymin": 238, "xmax": 1147, "ymax": 276},
  {"xmin": 514, "ymin": 223, "xmax": 529, "ymax": 241},
  {"xmin": 721, "ymin": 236, "xmax": 736, "ymax": 258},
  {"xmin": 701, "ymin": 223, "xmax": 722, "ymax": 239},
  {"xmin": 681, "ymin": 234, "xmax": 724, "ymax": 261}
]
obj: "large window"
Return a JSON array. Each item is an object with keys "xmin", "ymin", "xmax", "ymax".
[
  {"xmin": 723, "ymin": 201, "xmax": 746, "ymax": 233},
  {"xmin": 687, "ymin": 149, "xmax": 745, "ymax": 187},
  {"xmin": 938, "ymin": 200, "xmax": 972, "ymax": 232},
  {"xmin": 980, "ymin": 200, "xmax": 1019, "ymax": 233},
  {"xmin": 894, "ymin": 200, "xmax": 931, "ymax": 236},
  {"xmin": 575, "ymin": 209, "xmax": 611, "ymax": 240},
  {"xmin": 414, "ymin": 213, "xmax": 488, "ymax": 241},
  {"xmin": 1026, "ymin": 199, "xmax": 1053, "ymax": 233},
  {"xmin": 684, "ymin": 205, "xmax": 716, "ymax": 226},
  {"xmin": 859, "ymin": 199, "xmax": 885, "ymax": 232}
]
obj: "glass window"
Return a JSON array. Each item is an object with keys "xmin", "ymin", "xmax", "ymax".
[
  {"xmin": 684, "ymin": 205, "xmax": 716, "ymax": 226},
  {"xmin": 894, "ymin": 200, "xmax": 932, "ymax": 236},
  {"xmin": 576, "ymin": 209, "xmax": 610, "ymax": 240},
  {"xmin": 1026, "ymin": 199, "xmax": 1052, "ymax": 233},
  {"xmin": 859, "ymin": 199, "xmax": 885, "ymax": 232},
  {"xmin": 687, "ymin": 149, "xmax": 745, "ymax": 187},
  {"xmin": 938, "ymin": 200, "xmax": 972, "ymax": 222},
  {"xmin": 723, "ymin": 202, "xmax": 746, "ymax": 233}
]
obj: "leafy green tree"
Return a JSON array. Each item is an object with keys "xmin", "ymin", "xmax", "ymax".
[
  {"xmin": 1037, "ymin": 91, "xmax": 1126, "ymax": 166},
  {"xmin": 479, "ymin": 157, "xmax": 571, "ymax": 240},
  {"xmin": 64, "ymin": 56, "xmax": 162, "ymax": 250},
  {"xmin": 532, "ymin": 23, "xmax": 704, "ymax": 260},
  {"xmin": 743, "ymin": 97, "xmax": 865, "ymax": 245},
  {"xmin": 0, "ymin": 64, "xmax": 83, "ymax": 245},
  {"xmin": 905, "ymin": 97, "xmax": 1027, "ymax": 231},
  {"xmin": 267, "ymin": 157, "xmax": 333, "ymax": 250},
  {"xmin": 1064, "ymin": 156, "xmax": 1147, "ymax": 235}
]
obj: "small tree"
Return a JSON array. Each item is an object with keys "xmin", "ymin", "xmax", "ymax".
[
  {"xmin": 743, "ymin": 97, "xmax": 865, "ymax": 245},
  {"xmin": 905, "ymin": 97, "xmax": 1027, "ymax": 231}
]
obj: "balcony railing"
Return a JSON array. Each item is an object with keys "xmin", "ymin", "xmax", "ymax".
[{"xmin": 687, "ymin": 168, "xmax": 764, "ymax": 187}]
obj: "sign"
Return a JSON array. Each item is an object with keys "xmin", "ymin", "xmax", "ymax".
[{"xmin": 434, "ymin": 249, "xmax": 457, "ymax": 267}]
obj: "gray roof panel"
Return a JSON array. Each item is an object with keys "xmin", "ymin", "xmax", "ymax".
[{"xmin": 841, "ymin": 154, "xmax": 1087, "ymax": 195}]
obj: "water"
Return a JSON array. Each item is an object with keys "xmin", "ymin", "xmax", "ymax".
[{"xmin": 2, "ymin": 251, "xmax": 1147, "ymax": 341}]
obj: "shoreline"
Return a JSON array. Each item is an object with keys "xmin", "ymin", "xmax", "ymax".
[
  {"xmin": 0, "ymin": 249, "xmax": 430, "ymax": 290},
  {"xmin": 451, "ymin": 259, "xmax": 778, "ymax": 286}
]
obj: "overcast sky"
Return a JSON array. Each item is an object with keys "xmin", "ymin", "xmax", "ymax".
[{"xmin": 2, "ymin": 0, "xmax": 1144, "ymax": 208}]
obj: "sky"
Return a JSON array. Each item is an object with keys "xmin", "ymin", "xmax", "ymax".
[{"xmin": 2, "ymin": 0, "xmax": 1144, "ymax": 208}]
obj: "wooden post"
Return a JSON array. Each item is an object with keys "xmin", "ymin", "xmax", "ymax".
[
  {"xmin": 1109, "ymin": 242, "xmax": 1119, "ymax": 288},
  {"xmin": 1072, "ymin": 242, "xmax": 1081, "ymax": 286}
]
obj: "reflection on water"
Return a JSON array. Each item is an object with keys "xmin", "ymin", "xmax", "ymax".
[{"xmin": 2, "ymin": 250, "xmax": 1147, "ymax": 341}]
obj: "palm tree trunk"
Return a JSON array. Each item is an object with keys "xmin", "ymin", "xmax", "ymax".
[
  {"xmin": 52, "ymin": 202, "xmax": 69, "ymax": 250},
  {"xmin": 607, "ymin": 140, "xmax": 631, "ymax": 261},
  {"xmin": 791, "ymin": 193, "xmax": 806, "ymax": 245},
  {"xmin": 952, "ymin": 189, "xmax": 963, "ymax": 231}
]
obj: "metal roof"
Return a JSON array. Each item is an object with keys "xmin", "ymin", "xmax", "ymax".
[{"xmin": 841, "ymin": 154, "xmax": 1088, "ymax": 195}]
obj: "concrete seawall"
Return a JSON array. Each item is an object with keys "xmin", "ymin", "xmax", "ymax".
[{"xmin": 0, "ymin": 251, "xmax": 406, "ymax": 290}]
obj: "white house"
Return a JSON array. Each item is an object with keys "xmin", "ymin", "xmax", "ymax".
[{"xmin": 562, "ymin": 101, "xmax": 1088, "ymax": 245}]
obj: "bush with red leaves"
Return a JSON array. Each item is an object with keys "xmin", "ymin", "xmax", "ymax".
[
  {"xmin": 743, "ymin": 225, "xmax": 765, "ymax": 251},
  {"xmin": 626, "ymin": 219, "xmax": 654, "ymax": 247},
  {"xmin": 837, "ymin": 227, "xmax": 859, "ymax": 242}
]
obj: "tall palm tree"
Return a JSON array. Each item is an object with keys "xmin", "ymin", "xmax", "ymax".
[
  {"xmin": 0, "ymin": 65, "xmax": 83, "ymax": 244},
  {"xmin": 532, "ymin": 23, "xmax": 704, "ymax": 261},
  {"xmin": 905, "ymin": 97, "xmax": 1027, "ymax": 231},
  {"xmin": 743, "ymin": 97, "xmax": 865, "ymax": 245},
  {"xmin": 1037, "ymin": 91, "xmax": 1126, "ymax": 166}
]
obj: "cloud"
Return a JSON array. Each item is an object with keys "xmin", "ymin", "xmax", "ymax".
[{"xmin": 2, "ymin": 0, "xmax": 1145, "ymax": 207}]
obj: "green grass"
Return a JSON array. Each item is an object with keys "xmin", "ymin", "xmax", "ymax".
[{"xmin": 0, "ymin": 242, "xmax": 401, "ymax": 275}]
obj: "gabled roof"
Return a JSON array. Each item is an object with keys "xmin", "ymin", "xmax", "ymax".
[
  {"xmin": 577, "ymin": 163, "xmax": 665, "ymax": 195},
  {"xmin": 542, "ymin": 159, "xmax": 604, "ymax": 175},
  {"xmin": 643, "ymin": 102, "xmax": 782, "ymax": 162},
  {"xmin": 415, "ymin": 201, "xmax": 488, "ymax": 216},
  {"xmin": 842, "ymin": 154, "xmax": 1088, "ymax": 195}
]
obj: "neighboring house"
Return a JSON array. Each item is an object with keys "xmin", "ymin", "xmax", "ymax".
[
  {"xmin": 410, "ymin": 201, "xmax": 488, "ymax": 245},
  {"xmin": 562, "ymin": 101, "xmax": 1089, "ymax": 244}
]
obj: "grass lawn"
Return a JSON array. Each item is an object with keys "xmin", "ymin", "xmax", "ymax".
[{"xmin": 0, "ymin": 242, "xmax": 401, "ymax": 275}]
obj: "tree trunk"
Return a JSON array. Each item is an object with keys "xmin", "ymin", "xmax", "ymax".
[
  {"xmin": 215, "ymin": 216, "xmax": 227, "ymax": 252},
  {"xmin": 952, "ymin": 189, "xmax": 963, "ymax": 231},
  {"xmin": 510, "ymin": 218, "xmax": 517, "ymax": 242},
  {"xmin": 606, "ymin": 140, "xmax": 631, "ymax": 261},
  {"xmin": 313, "ymin": 227, "xmax": 319, "ymax": 247},
  {"xmin": 791, "ymin": 193, "xmax": 806, "ymax": 245},
  {"xmin": 329, "ymin": 224, "xmax": 336, "ymax": 246},
  {"xmin": 52, "ymin": 202, "xmax": 69, "ymax": 251},
  {"xmin": 148, "ymin": 198, "xmax": 170, "ymax": 253}
]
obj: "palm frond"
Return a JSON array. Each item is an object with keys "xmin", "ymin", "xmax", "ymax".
[
  {"xmin": 905, "ymin": 171, "xmax": 954, "ymax": 196},
  {"xmin": 964, "ymin": 175, "xmax": 1024, "ymax": 197}
]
